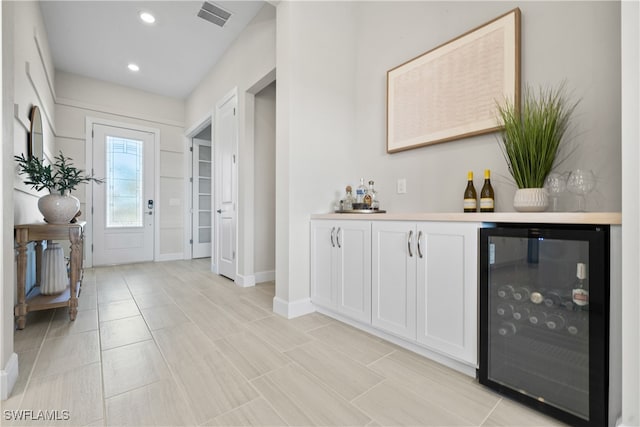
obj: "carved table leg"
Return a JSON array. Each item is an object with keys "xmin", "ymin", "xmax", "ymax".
[
  {"xmin": 68, "ymin": 226, "xmax": 81, "ymax": 321},
  {"xmin": 15, "ymin": 230, "xmax": 29, "ymax": 329}
]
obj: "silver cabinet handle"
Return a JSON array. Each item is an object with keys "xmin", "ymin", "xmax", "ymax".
[
  {"xmin": 216, "ymin": 209, "xmax": 222, "ymax": 213},
  {"xmin": 417, "ymin": 231, "xmax": 424, "ymax": 258},
  {"xmin": 336, "ymin": 227, "xmax": 342, "ymax": 248},
  {"xmin": 408, "ymin": 230, "xmax": 414, "ymax": 257},
  {"xmin": 330, "ymin": 227, "xmax": 335, "ymax": 248}
]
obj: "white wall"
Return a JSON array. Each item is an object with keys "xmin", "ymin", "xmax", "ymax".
[
  {"xmin": 254, "ymin": 81, "xmax": 276, "ymax": 279},
  {"xmin": 275, "ymin": 1, "xmax": 621, "ymax": 312},
  {"xmin": 621, "ymin": 0, "xmax": 640, "ymax": 424},
  {"xmin": 54, "ymin": 71, "xmax": 186, "ymax": 260},
  {"xmin": 186, "ymin": 3, "xmax": 276, "ymax": 281}
]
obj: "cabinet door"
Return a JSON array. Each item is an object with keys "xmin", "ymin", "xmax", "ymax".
[
  {"xmin": 310, "ymin": 221, "xmax": 337, "ymax": 309},
  {"xmin": 372, "ymin": 222, "xmax": 417, "ymax": 340},
  {"xmin": 416, "ymin": 222, "xmax": 479, "ymax": 365},
  {"xmin": 335, "ymin": 222, "xmax": 371, "ymax": 323}
]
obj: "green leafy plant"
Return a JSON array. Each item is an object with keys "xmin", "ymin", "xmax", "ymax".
[
  {"xmin": 497, "ymin": 83, "xmax": 578, "ymax": 189},
  {"xmin": 15, "ymin": 151, "xmax": 104, "ymax": 195}
]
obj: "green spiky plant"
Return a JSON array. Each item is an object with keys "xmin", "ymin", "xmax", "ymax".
[
  {"xmin": 497, "ymin": 84, "xmax": 578, "ymax": 189},
  {"xmin": 15, "ymin": 151, "xmax": 104, "ymax": 195}
]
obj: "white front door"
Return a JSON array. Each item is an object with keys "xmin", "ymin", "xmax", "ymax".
[
  {"xmin": 92, "ymin": 124, "xmax": 155, "ymax": 265},
  {"xmin": 192, "ymin": 138, "xmax": 212, "ymax": 258},
  {"xmin": 215, "ymin": 91, "xmax": 237, "ymax": 280}
]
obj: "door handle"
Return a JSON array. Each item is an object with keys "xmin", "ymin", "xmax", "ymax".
[{"xmin": 216, "ymin": 209, "xmax": 222, "ymax": 214}]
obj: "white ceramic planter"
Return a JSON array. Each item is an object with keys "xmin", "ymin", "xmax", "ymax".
[
  {"xmin": 40, "ymin": 243, "xmax": 67, "ymax": 295},
  {"xmin": 38, "ymin": 194, "xmax": 80, "ymax": 224},
  {"xmin": 513, "ymin": 188, "xmax": 549, "ymax": 212}
]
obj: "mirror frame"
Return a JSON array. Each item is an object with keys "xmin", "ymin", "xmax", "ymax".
[{"xmin": 28, "ymin": 105, "xmax": 44, "ymax": 160}]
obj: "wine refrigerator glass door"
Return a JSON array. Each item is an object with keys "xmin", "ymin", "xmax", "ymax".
[{"xmin": 479, "ymin": 225, "xmax": 609, "ymax": 427}]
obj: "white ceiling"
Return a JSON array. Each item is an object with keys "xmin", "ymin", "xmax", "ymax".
[{"xmin": 39, "ymin": 1, "xmax": 266, "ymax": 99}]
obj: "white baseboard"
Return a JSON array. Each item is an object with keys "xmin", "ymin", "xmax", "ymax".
[
  {"xmin": 235, "ymin": 274, "xmax": 255, "ymax": 288},
  {"xmin": 272, "ymin": 296, "xmax": 315, "ymax": 319},
  {"xmin": 254, "ymin": 270, "xmax": 275, "ymax": 283},
  {"xmin": 156, "ymin": 253, "xmax": 183, "ymax": 262},
  {"xmin": 1, "ymin": 353, "xmax": 19, "ymax": 401}
]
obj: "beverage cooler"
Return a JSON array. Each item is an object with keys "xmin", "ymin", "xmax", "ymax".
[{"xmin": 478, "ymin": 224, "xmax": 611, "ymax": 427}]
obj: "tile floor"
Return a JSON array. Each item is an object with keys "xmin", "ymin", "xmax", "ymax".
[{"xmin": 5, "ymin": 259, "xmax": 566, "ymax": 426}]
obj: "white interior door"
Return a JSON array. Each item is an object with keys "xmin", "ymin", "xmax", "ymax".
[
  {"xmin": 92, "ymin": 124, "xmax": 155, "ymax": 265},
  {"xmin": 192, "ymin": 138, "xmax": 212, "ymax": 258},
  {"xmin": 215, "ymin": 91, "xmax": 237, "ymax": 280}
]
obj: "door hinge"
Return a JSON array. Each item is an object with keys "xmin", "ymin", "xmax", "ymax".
[
  {"xmin": 91, "ymin": 206, "xmax": 94, "ymax": 214},
  {"xmin": 190, "ymin": 177, "xmax": 193, "ymax": 183},
  {"xmin": 190, "ymin": 146, "xmax": 193, "ymax": 152},
  {"xmin": 233, "ymin": 107, "xmax": 236, "ymax": 116},
  {"xmin": 189, "ymin": 239, "xmax": 193, "ymax": 244},
  {"xmin": 92, "ymin": 129, "xmax": 94, "ymax": 138},
  {"xmin": 232, "ymin": 251, "xmax": 235, "ymax": 260},
  {"xmin": 232, "ymin": 154, "xmax": 236, "ymax": 164},
  {"xmin": 91, "ymin": 244, "xmax": 94, "ymax": 252}
]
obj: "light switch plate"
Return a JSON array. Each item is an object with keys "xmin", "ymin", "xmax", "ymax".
[{"xmin": 397, "ymin": 178, "xmax": 407, "ymax": 194}]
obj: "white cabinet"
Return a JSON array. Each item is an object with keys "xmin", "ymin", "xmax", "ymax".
[
  {"xmin": 416, "ymin": 222, "xmax": 480, "ymax": 365},
  {"xmin": 372, "ymin": 221, "xmax": 480, "ymax": 365},
  {"xmin": 310, "ymin": 220, "xmax": 371, "ymax": 323},
  {"xmin": 371, "ymin": 222, "xmax": 417, "ymax": 340}
]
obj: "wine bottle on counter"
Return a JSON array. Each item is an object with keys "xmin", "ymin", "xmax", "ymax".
[
  {"xmin": 480, "ymin": 169, "xmax": 495, "ymax": 212},
  {"xmin": 343, "ymin": 186, "xmax": 355, "ymax": 210},
  {"xmin": 463, "ymin": 171, "xmax": 477, "ymax": 213},
  {"xmin": 356, "ymin": 178, "xmax": 367, "ymax": 205}
]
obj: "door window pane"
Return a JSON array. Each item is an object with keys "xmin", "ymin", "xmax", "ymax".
[
  {"xmin": 199, "ymin": 227, "xmax": 211, "ymax": 243},
  {"xmin": 106, "ymin": 137, "xmax": 143, "ymax": 227}
]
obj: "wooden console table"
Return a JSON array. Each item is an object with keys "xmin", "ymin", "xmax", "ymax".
[{"xmin": 14, "ymin": 222, "xmax": 85, "ymax": 329}]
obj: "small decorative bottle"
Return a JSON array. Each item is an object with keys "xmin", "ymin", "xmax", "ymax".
[
  {"xmin": 364, "ymin": 180, "xmax": 379, "ymax": 210},
  {"xmin": 343, "ymin": 186, "xmax": 355, "ymax": 210},
  {"xmin": 463, "ymin": 171, "xmax": 477, "ymax": 213},
  {"xmin": 356, "ymin": 178, "xmax": 367, "ymax": 205}
]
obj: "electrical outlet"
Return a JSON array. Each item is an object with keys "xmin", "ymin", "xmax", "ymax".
[{"xmin": 397, "ymin": 178, "xmax": 407, "ymax": 194}]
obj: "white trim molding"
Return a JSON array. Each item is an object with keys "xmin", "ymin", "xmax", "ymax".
[
  {"xmin": 235, "ymin": 274, "xmax": 255, "ymax": 288},
  {"xmin": 0, "ymin": 353, "xmax": 19, "ymax": 401},
  {"xmin": 255, "ymin": 270, "xmax": 275, "ymax": 284},
  {"xmin": 272, "ymin": 296, "xmax": 315, "ymax": 319}
]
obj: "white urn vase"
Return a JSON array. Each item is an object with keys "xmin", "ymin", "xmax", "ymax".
[
  {"xmin": 38, "ymin": 193, "xmax": 80, "ymax": 224},
  {"xmin": 513, "ymin": 188, "xmax": 549, "ymax": 212}
]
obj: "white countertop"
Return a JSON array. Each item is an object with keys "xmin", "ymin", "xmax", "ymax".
[{"xmin": 311, "ymin": 212, "xmax": 622, "ymax": 225}]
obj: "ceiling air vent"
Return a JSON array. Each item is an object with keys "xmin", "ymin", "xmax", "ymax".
[{"xmin": 197, "ymin": 1, "xmax": 231, "ymax": 27}]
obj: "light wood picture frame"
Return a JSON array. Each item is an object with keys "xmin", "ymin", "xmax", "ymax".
[{"xmin": 387, "ymin": 8, "xmax": 521, "ymax": 153}]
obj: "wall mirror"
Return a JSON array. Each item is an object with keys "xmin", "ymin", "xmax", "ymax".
[{"xmin": 29, "ymin": 105, "xmax": 44, "ymax": 160}]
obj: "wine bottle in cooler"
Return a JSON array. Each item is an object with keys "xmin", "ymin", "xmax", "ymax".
[
  {"xmin": 528, "ymin": 308, "xmax": 547, "ymax": 327},
  {"xmin": 463, "ymin": 171, "xmax": 477, "ymax": 212},
  {"xmin": 572, "ymin": 262, "xmax": 589, "ymax": 309},
  {"xmin": 566, "ymin": 312, "xmax": 588, "ymax": 337},
  {"xmin": 512, "ymin": 286, "xmax": 531, "ymax": 303},
  {"xmin": 497, "ymin": 321, "xmax": 517, "ymax": 337},
  {"xmin": 543, "ymin": 290, "xmax": 563, "ymax": 308},
  {"xmin": 480, "ymin": 169, "xmax": 495, "ymax": 212},
  {"xmin": 545, "ymin": 312, "xmax": 566, "ymax": 331},
  {"xmin": 496, "ymin": 284, "xmax": 514, "ymax": 299},
  {"xmin": 496, "ymin": 302, "xmax": 514, "ymax": 318},
  {"xmin": 512, "ymin": 305, "xmax": 530, "ymax": 322}
]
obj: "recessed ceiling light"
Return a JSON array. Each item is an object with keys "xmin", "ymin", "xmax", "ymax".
[
  {"xmin": 139, "ymin": 11, "xmax": 156, "ymax": 24},
  {"xmin": 128, "ymin": 63, "xmax": 140, "ymax": 72}
]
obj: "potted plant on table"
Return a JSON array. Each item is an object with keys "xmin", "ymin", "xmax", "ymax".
[
  {"xmin": 15, "ymin": 151, "xmax": 104, "ymax": 224},
  {"xmin": 497, "ymin": 83, "xmax": 578, "ymax": 212}
]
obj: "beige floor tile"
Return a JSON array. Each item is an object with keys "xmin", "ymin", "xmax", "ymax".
[
  {"xmin": 133, "ymin": 291, "xmax": 174, "ymax": 309},
  {"xmin": 77, "ymin": 291, "xmax": 98, "ymax": 312},
  {"xmin": 285, "ymin": 340, "xmax": 384, "ymax": 401},
  {"xmin": 153, "ymin": 324, "xmax": 258, "ymax": 424},
  {"xmin": 46, "ymin": 308, "xmax": 98, "ymax": 338},
  {"xmin": 204, "ymin": 292, "xmax": 272, "ymax": 323},
  {"xmin": 13, "ymin": 311, "xmax": 54, "ymax": 352},
  {"xmin": 353, "ymin": 380, "xmax": 471, "ymax": 426},
  {"xmin": 99, "ymin": 315, "xmax": 152, "ymax": 350},
  {"xmin": 286, "ymin": 311, "xmax": 336, "ymax": 332},
  {"xmin": 174, "ymin": 296, "xmax": 246, "ymax": 340},
  {"xmin": 125, "ymin": 276, "xmax": 167, "ymax": 296},
  {"xmin": 482, "ymin": 398, "xmax": 568, "ymax": 426},
  {"xmin": 248, "ymin": 315, "xmax": 312, "ymax": 351},
  {"xmin": 10, "ymin": 348, "xmax": 39, "ymax": 397},
  {"xmin": 252, "ymin": 363, "xmax": 371, "ymax": 426},
  {"xmin": 98, "ymin": 299, "xmax": 139, "ymax": 322},
  {"xmin": 32, "ymin": 330, "xmax": 100, "ymax": 379},
  {"xmin": 140, "ymin": 304, "xmax": 191, "ymax": 331},
  {"xmin": 215, "ymin": 330, "xmax": 290, "ymax": 380},
  {"xmin": 255, "ymin": 281, "xmax": 275, "ymax": 295},
  {"xmin": 160, "ymin": 279, "xmax": 203, "ymax": 300},
  {"xmin": 16, "ymin": 362, "xmax": 103, "ymax": 426},
  {"xmin": 105, "ymin": 379, "xmax": 197, "ymax": 426},
  {"xmin": 239, "ymin": 288, "xmax": 274, "ymax": 311},
  {"xmin": 369, "ymin": 352, "xmax": 499, "ymax": 424},
  {"xmin": 208, "ymin": 397, "xmax": 286, "ymax": 426},
  {"xmin": 308, "ymin": 323, "xmax": 395, "ymax": 365},
  {"xmin": 97, "ymin": 284, "xmax": 132, "ymax": 304},
  {"xmin": 101, "ymin": 340, "xmax": 170, "ymax": 398}
]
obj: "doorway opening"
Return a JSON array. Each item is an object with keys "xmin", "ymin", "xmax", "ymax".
[{"xmin": 191, "ymin": 124, "xmax": 213, "ymax": 259}]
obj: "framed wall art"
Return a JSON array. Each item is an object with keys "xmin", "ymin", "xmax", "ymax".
[{"xmin": 387, "ymin": 8, "xmax": 521, "ymax": 153}]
